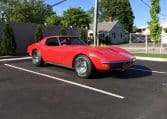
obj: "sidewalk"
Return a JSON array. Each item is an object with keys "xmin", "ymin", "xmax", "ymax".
[
  {"xmin": 117, "ymin": 43, "xmax": 167, "ymax": 54},
  {"xmin": 136, "ymin": 56, "xmax": 167, "ymax": 62}
]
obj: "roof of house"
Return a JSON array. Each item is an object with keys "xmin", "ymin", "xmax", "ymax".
[{"xmin": 90, "ymin": 20, "xmax": 119, "ymax": 32}]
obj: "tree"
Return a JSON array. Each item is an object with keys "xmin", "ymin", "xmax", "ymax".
[
  {"xmin": 87, "ymin": 7, "xmax": 94, "ymax": 23},
  {"xmin": 62, "ymin": 7, "xmax": 91, "ymax": 28},
  {"xmin": 45, "ymin": 14, "xmax": 62, "ymax": 26},
  {"xmin": 0, "ymin": 0, "xmax": 54, "ymax": 24},
  {"xmin": 35, "ymin": 25, "xmax": 43, "ymax": 42},
  {"xmin": 148, "ymin": 0, "xmax": 162, "ymax": 52},
  {"xmin": 132, "ymin": 26, "xmax": 140, "ymax": 33},
  {"xmin": 99, "ymin": 0, "xmax": 134, "ymax": 33},
  {"xmin": 0, "ymin": 22, "xmax": 16, "ymax": 55}
]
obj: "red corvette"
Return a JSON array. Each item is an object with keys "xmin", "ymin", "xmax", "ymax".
[{"xmin": 27, "ymin": 35, "xmax": 136, "ymax": 78}]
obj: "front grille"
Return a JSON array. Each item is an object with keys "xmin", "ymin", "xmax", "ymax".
[
  {"xmin": 110, "ymin": 63, "xmax": 125, "ymax": 68},
  {"xmin": 103, "ymin": 61, "xmax": 134, "ymax": 70}
]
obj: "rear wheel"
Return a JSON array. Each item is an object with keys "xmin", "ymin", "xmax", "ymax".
[
  {"xmin": 32, "ymin": 50, "xmax": 44, "ymax": 66},
  {"xmin": 74, "ymin": 55, "xmax": 93, "ymax": 78}
]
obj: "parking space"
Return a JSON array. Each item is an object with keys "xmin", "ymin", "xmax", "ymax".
[{"xmin": 0, "ymin": 58, "xmax": 167, "ymax": 119}]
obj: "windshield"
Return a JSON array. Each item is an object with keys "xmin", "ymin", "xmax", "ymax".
[{"xmin": 59, "ymin": 37, "xmax": 86, "ymax": 45}]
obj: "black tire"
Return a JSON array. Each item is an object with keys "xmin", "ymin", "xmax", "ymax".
[
  {"xmin": 74, "ymin": 55, "xmax": 93, "ymax": 78},
  {"xmin": 32, "ymin": 50, "xmax": 44, "ymax": 67}
]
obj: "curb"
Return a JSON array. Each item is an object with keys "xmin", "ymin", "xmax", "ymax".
[{"xmin": 136, "ymin": 56, "xmax": 167, "ymax": 62}]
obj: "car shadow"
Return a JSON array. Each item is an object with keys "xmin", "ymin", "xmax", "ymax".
[
  {"xmin": 40, "ymin": 64, "xmax": 152, "ymax": 80},
  {"xmin": 92, "ymin": 65, "xmax": 152, "ymax": 79}
]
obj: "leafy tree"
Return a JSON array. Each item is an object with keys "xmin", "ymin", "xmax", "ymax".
[
  {"xmin": 99, "ymin": 0, "xmax": 134, "ymax": 33},
  {"xmin": 62, "ymin": 7, "xmax": 91, "ymax": 28},
  {"xmin": 87, "ymin": 6, "xmax": 105, "ymax": 23},
  {"xmin": 45, "ymin": 14, "xmax": 62, "ymax": 26},
  {"xmin": 0, "ymin": 22, "xmax": 16, "ymax": 55},
  {"xmin": 132, "ymin": 26, "xmax": 140, "ymax": 33},
  {"xmin": 35, "ymin": 25, "xmax": 43, "ymax": 42},
  {"xmin": 87, "ymin": 7, "xmax": 94, "ymax": 23},
  {"xmin": 148, "ymin": 0, "xmax": 162, "ymax": 51},
  {"xmin": 0, "ymin": 0, "xmax": 54, "ymax": 24}
]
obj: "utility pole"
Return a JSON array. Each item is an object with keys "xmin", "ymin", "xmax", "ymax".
[
  {"xmin": 93, "ymin": 0, "xmax": 98, "ymax": 47},
  {"xmin": 145, "ymin": 33, "xmax": 148, "ymax": 54}
]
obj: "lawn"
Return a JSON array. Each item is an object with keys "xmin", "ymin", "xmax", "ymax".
[{"xmin": 134, "ymin": 53, "xmax": 167, "ymax": 58}]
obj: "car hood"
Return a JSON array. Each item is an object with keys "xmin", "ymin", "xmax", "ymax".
[{"xmin": 71, "ymin": 45, "xmax": 135, "ymax": 62}]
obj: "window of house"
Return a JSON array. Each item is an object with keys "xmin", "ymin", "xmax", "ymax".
[
  {"xmin": 112, "ymin": 32, "xmax": 116, "ymax": 39},
  {"xmin": 99, "ymin": 33, "xmax": 105, "ymax": 40},
  {"xmin": 46, "ymin": 37, "xmax": 59, "ymax": 46},
  {"xmin": 164, "ymin": 28, "xmax": 167, "ymax": 33},
  {"xmin": 120, "ymin": 33, "xmax": 123, "ymax": 38}
]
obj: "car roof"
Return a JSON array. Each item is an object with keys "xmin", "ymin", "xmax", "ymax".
[{"xmin": 44, "ymin": 35, "xmax": 78, "ymax": 39}]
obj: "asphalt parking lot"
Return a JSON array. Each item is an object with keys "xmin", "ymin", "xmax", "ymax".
[{"xmin": 0, "ymin": 58, "xmax": 167, "ymax": 119}]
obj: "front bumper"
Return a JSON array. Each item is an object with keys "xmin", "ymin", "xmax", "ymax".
[{"xmin": 101, "ymin": 59, "xmax": 136, "ymax": 71}]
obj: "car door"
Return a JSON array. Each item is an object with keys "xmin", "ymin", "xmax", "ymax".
[
  {"xmin": 58, "ymin": 37, "xmax": 77, "ymax": 67},
  {"xmin": 42, "ymin": 37, "xmax": 62, "ymax": 64}
]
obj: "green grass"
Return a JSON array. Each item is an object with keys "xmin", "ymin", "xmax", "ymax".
[{"xmin": 134, "ymin": 53, "xmax": 167, "ymax": 58}]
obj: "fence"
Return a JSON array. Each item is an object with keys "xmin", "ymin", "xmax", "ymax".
[
  {"xmin": 0, "ymin": 22, "xmax": 80, "ymax": 54},
  {"xmin": 128, "ymin": 33, "xmax": 167, "ymax": 54}
]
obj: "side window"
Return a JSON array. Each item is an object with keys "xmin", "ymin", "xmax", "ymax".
[
  {"xmin": 46, "ymin": 38, "xmax": 59, "ymax": 46},
  {"xmin": 59, "ymin": 37, "xmax": 69, "ymax": 45}
]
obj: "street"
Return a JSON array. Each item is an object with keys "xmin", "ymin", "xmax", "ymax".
[{"xmin": 0, "ymin": 58, "xmax": 167, "ymax": 119}]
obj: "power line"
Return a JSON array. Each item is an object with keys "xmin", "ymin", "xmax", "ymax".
[
  {"xmin": 140, "ymin": 0, "xmax": 167, "ymax": 18},
  {"xmin": 51, "ymin": 0, "xmax": 67, "ymax": 7},
  {"xmin": 140, "ymin": 0, "xmax": 150, "ymax": 8}
]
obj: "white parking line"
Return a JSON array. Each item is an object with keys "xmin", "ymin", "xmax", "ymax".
[
  {"xmin": 0, "ymin": 57, "xmax": 31, "ymax": 62},
  {"xmin": 130, "ymin": 68, "xmax": 167, "ymax": 74},
  {"xmin": 4, "ymin": 64, "xmax": 124, "ymax": 99}
]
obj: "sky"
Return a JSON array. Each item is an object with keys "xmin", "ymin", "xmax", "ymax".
[{"xmin": 45, "ymin": 0, "xmax": 167, "ymax": 28}]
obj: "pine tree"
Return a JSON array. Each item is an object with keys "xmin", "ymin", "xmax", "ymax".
[
  {"xmin": 34, "ymin": 25, "xmax": 43, "ymax": 42},
  {"xmin": 0, "ymin": 23, "xmax": 16, "ymax": 55}
]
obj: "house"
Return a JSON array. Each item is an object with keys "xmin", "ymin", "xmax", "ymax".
[
  {"xmin": 133, "ymin": 21, "xmax": 167, "ymax": 43},
  {"xmin": 138, "ymin": 22, "xmax": 167, "ymax": 36},
  {"xmin": 88, "ymin": 21, "xmax": 127, "ymax": 44}
]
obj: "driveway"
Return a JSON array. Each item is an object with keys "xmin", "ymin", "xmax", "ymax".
[{"xmin": 0, "ymin": 58, "xmax": 167, "ymax": 119}]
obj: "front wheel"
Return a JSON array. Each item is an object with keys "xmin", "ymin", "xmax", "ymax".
[
  {"xmin": 74, "ymin": 55, "xmax": 94, "ymax": 79},
  {"xmin": 32, "ymin": 50, "xmax": 44, "ymax": 66}
]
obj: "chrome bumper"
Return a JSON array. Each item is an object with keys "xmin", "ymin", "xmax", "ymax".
[{"xmin": 102, "ymin": 59, "xmax": 136, "ymax": 70}]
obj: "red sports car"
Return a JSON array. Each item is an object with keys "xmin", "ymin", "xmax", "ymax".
[{"xmin": 27, "ymin": 35, "xmax": 136, "ymax": 78}]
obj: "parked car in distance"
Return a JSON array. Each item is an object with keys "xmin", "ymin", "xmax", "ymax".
[
  {"xmin": 131, "ymin": 34, "xmax": 152, "ymax": 43},
  {"xmin": 27, "ymin": 35, "xmax": 136, "ymax": 78}
]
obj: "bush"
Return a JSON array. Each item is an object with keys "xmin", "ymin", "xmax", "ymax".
[
  {"xmin": 0, "ymin": 23, "xmax": 16, "ymax": 55},
  {"xmin": 35, "ymin": 25, "xmax": 43, "ymax": 42},
  {"xmin": 80, "ymin": 28, "xmax": 86, "ymax": 39},
  {"xmin": 61, "ymin": 27, "xmax": 67, "ymax": 35}
]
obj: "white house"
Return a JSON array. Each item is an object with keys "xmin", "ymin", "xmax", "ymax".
[
  {"xmin": 138, "ymin": 22, "xmax": 167, "ymax": 36},
  {"xmin": 88, "ymin": 21, "xmax": 127, "ymax": 44}
]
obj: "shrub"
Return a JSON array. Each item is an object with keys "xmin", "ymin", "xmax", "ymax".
[
  {"xmin": 35, "ymin": 25, "xmax": 43, "ymax": 42},
  {"xmin": 0, "ymin": 23, "xmax": 16, "ymax": 55},
  {"xmin": 80, "ymin": 28, "xmax": 86, "ymax": 39},
  {"xmin": 61, "ymin": 27, "xmax": 67, "ymax": 35}
]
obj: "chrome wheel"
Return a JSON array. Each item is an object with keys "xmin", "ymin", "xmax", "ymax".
[
  {"xmin": 74, "ymin": 55, "xmax": 93, "ymax": 78},
  {"xmin": 32, "ymin": 50, "xmax": 43, "ymax": 66},
  {"xmin": 75, "ymin": 58, "xmax": 88, "ymax": 75},
  {"xmin": 32, "ymin": 51, "xmax": 40, "ymax": 64}
]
